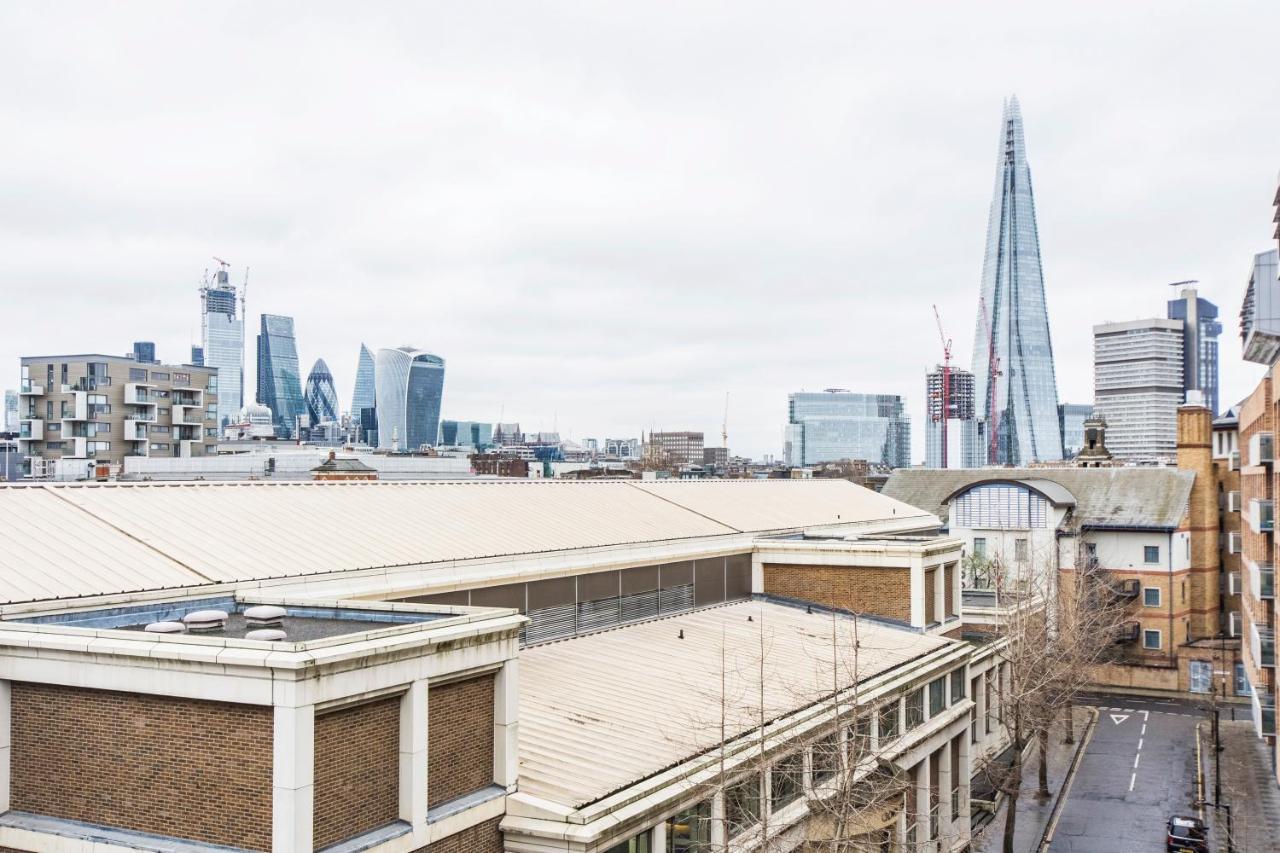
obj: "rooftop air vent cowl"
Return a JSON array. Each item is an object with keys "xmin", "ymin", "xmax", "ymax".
[
  {"xmin": 144, "ymin": 621, "xmax": 185, "ymax": 634},
  {"xmin": 244, "ymin": 605, "xmax": 286, "ymax": 628},
  {"xmin": 245, "ymin": 628, "xmax": 287, "ymax": 641},
  {"xmin": 182, "ymin": 609, "xmax": 229, "ymax": 633}
]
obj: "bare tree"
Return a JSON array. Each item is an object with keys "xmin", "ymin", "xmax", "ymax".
[{"xmin": 972, "ymin": 546, "xmax": 1128, "ymax": 853}]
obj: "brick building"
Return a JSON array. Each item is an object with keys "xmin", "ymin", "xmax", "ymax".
[{"xmin": 0, "ymin": 478, "xmax": 1010, "ymax": 852}]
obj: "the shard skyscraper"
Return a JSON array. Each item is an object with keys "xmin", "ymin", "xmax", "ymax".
[{"xmin": 971, "ymin": 96, "xmax": 1063, "ymax": 465}]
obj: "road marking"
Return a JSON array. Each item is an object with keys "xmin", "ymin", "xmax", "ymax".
[
  {"xmin": 1123, "ymin": 707, "xmax": 1134, "ymax": 712},
  {"xmin": 1141, "ymin": 710, "xmax": 1149, "ymax": 721},
  {"xmin": 1129, "ymin": 771, "xmax": 1137, "ymax": 792},
  {"xmin": 1110, "ymin": 713, "xmax": 1130, "ymax": 725},
  {"xmin": 1138, "ymin": 738, "xmax": 1143, "ymax": 750},
  {"xmin": 1141, "ymin": 723, "xmax": 1147, "ymax": 736},
  {"xmin": 1133, "ymin": 753, "xmax": 1141, "ymax": 769}
]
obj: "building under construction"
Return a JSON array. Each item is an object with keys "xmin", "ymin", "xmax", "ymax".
[{"xmin": 925, "ymin": 365, "xmax": 981, "ymax": 469}]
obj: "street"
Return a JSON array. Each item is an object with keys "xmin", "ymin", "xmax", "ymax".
[{"xmin": 1047, "ymin": 695, "xmax": 1210, "ymax": 852}]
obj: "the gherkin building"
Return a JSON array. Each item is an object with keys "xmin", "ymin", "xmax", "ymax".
[
  {"xmin": 304, "ymin": 358, "xmax": 340, "ymax": 427},
  {"xmin": 970, "ymin": 96, "xmax": 1063, "ymax": 465}
]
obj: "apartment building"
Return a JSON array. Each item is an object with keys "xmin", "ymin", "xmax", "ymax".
[
  {"xmin": 645, "ymin": 430, "xmax": 705, "ymax": 466},
  {"xmin": 17, "ymin": 354, "xmax": 219, "ymax": 477},
  {"xmin": 884, "ymin": 402, "xmax": 1244, "ymax": 698},
  {"xmin": 0, "ymin": 478, "xmax": 1006, "ymax": 853}
]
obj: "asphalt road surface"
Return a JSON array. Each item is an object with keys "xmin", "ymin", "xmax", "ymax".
[{"xmin": 1048, "ymin": 695, "xmax": 1209, "ymax": 852}]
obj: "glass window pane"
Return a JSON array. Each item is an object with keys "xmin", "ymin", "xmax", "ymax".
[
  {"xmin": 666, "ymin": 801, "xmax": 710, "ymax": 853},
  {"xmin": 770, "ymin": 752, "xmax": 804, "ymax": 812},
  {"xmin": 724, "ymin": 776, "xmax": 760, "ymax": 838}
]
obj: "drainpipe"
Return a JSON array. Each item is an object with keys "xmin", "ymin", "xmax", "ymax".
[{"xmin": 1169, "ymin": 530, "xmax": 1176, "ymax": 669}]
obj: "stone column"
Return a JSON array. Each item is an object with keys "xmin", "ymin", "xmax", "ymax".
[
  {"xmin": 0, "ymin": 679, "xmax": 10, "ymax": 812},
  {"xmin": 710, "ymin": 789, "xmax": 726, "ymax": 850},
  {"xmin": 273, "ymin": 703, "xmax": 315, "ymax": 853},
  {"xmin": 400, "ymin": 680, "xmax": 428, "ymax": 827},
  {"xmin": 651, "ymin": 818, "xmax": 667, "ymax": 853},
  {"xmin": 937, "ymin": 742, "xmax": 953, "ymax": 847},
  {"xmin": 916, "ymin": 753, "xmax": 931, "ymax": 850},
  {"xmin": 494, "ymin": 659, "xmax": 520, "ymax": 788}
]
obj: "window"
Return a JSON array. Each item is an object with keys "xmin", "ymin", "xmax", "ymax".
[
  {"xmin": 1235, "ymin": 662, "xmax": 1251, "ymax": 696},
  {"xmin": 972, "ymin": 537, "xmax": 986, "ymax": 557},
  {"xmin": 1014, "ymin": 539, "xmax": 1028, "ymax": 562},
  {"xmin": 149, "ymin": 443, "xmax": 170, "ymax": 451},
  {"xmin": 811, "ymin": 732, "xmax": 840, "ymax": 784},
  {"xmin": 60, "ymin": 363, "xmax": 67, "ymax": 385},
  {"xmin": 849, "ymin": 713, "xmax": 873, "ymax": 756},
  {"xmin": 87, "ymin": 441, "xmax": 111, "ymax": 454},
  {"xmin": 928, "ymin": 677, "xmax": 946, "ymax": 717},
  {"xmin": 47, "ymin": 423, "xmax": 60, "ymax": 433},
  {"xmin": 950, "ymin": 669, "xmax": 966, "ymax": 702},
  {"xmin": 1188, "ymin": 661, "xmax": 1211, "ymax": 694},
  {"xmin": 724, "ymin": 776, "xmax": 760, "ymax": 838},
  {"xmin": 1083, "ymin": 542, "xmax": 1098, "ymax": 566},
  {"xmin": 665, "ymin": 801, "xmax": 710, "ymax": 853},
  {"xmin": 172, "ymin": 372, "xmax": 191, "ymax": 385},
  {"xmin": 605, "ymin": 832, "xmax": 651, "ymax": 853},
  {"xmin": 152, "ymin": 372, "xmax": 170, "ymax": 381},
  {"xmin": 151, "ymin": 425, "xmax": 170, "ymax": 434},
  {"xmin": 45, "ymin": 441, "xmax": 65, "ymax": 450},
  {"xmin": 1144, "ymin": 545, "xmax": 1160, "ymax": 564},
  {"xmin": 770, "ymin": 752, "xmax": 804, "ymax": 811},
  {"xmin": 206, "ymin": 427, "xmax": 218, "ymax": 437},
  {"xmin": 905, "ymin": 688, "xmax": 924, "ymax": 730},
  {"xmin": 878, "ymin": 702, "xmax": 899, "ymax": 740},
  {"xmin": 1143, "ymin": 587, "xmax": 1161, "ymax": 607},
  {"xmin": 129, "ymin": 367, "xmax": 148, "ymax": 381},
  {"xmin": 1142, "ymin": 629, "xmax": 1161, "ymax": 650},
  {"xmin": 153, "ymin": 389, "xmax": 170, "ymax": 398},
  {"xmin": 158, "ymin": 407, "xmax": 170, "ymax": 416}
]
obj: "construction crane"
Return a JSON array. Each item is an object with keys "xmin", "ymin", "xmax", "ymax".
[
  {"xmin": 978, "ymin": 295, "xmax": 1002, "ymax": 464},
  {"xmin": 932, "ymin": 306, "xmax": 953, "ymax": 468},
  {"xmin": 722, "ymin": 392, "xmax": 729, "ymax": 449}
]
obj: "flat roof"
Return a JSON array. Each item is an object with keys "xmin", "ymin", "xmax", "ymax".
[
  {"xmin": 517, "ymin": 600, "xmax": 949, "ymax": 809},
  {"xmin": 0, "ymin": 479, "xmax": 936, "ymax": 607}
]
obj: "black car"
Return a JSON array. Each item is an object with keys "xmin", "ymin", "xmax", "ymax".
[{"xmin": 1166, "ymin": 815, "xmax": 1209, "ymax": 853}]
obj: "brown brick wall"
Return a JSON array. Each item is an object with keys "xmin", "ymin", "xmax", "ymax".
[
  {"xmin": 762, "ymin": 563, "xmax": 911, "ymax": 623},
  {"xmin": 10, "ymin": 683, "xmax": 272, "ymax": 851},
  {"xmin": 924, "ymin": 568, "xmax": 936, "ymax": 624},
  {"xmin": 944, "ymin": 563, "xmax": 956, "ymax": 617},
  {"xmin": 410, "ymin": 816, "xmax": 503, "ymax": 853},
  {"xmin": 314, "ymin": 696, "xmax": 401, "ymax": 849},
  {"xmin": 428, "ymin": 674, "xmax": 496, "ymax": 809}
]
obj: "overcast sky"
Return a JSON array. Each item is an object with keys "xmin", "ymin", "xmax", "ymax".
[{"xmin": 3, "ymin": 2, "xmax": 1279, "ymax": 461}]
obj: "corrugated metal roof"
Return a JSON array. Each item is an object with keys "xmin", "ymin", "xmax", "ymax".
[
  {"xmin": 518, "ymin": 600, "xmax": 948, "ymax": 808},
  {"xmin": 0, "ymin": 489, "xmax": 208, "ymax": 603},
  {"xmin": 882, "ymin": 467, "xmax": 1195, "ymax": 530},
  {"xmin": 0, "ymin": 479, "xmax": 932, "ymax": 605}
]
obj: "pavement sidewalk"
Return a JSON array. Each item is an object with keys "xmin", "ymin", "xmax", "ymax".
[
  {"xmin": 1201, "ymin": 717, "xmax": 1280, "ymax": 852},
  {"xmin": 971, "ymin": 707, "xmax": 1093, "ymax": 853}
]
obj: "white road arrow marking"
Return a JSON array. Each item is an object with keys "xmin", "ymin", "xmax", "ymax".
[{"xmin": 1110, "ymin": 713, "xmax": 1130, "ymax": 725}]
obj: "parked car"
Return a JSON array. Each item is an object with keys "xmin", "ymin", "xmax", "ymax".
[{"xmin": 1166, "ymin": 815, "xmax": 1209, "ymax": 853}]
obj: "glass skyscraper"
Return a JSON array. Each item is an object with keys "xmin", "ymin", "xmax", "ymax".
[
  {"xmin": 375, "ymin": 346, "xmax": 445, "ymax": 452},
  {"xmin": 785, "ymin": 390, "xmax": 910, "ymax": 468},
  {"xmin": 1166, "ymin": 286, "xmax": 1221, "ymax": 415},
  {"xmin": 970, "ymin": 96, "xmax": 1063, "ymax": 465},
  {"xmin": 200, "ymin": 268, "xmax": 243, "ymax": 428},
  {"xmin": 304, "ymin": 358, "xmax": 340, "ymax": 427},
  {"xmin": 256, "ymin": 314, "xmax": 306, "ymax": 438}
]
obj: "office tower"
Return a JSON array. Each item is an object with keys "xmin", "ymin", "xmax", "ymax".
[
  {"xmin": 131, "ymin": 342, "xmax": 157, "ymax": 364},
  {"xmin": 785, "ymin": 390, "xmax": 910, "ymax": 468},
  {"xmin": 970, "ymin": 97, "xmax": 1063, "ymax": 465},
  {"xmin": 1166, "ymin": 286, "xmax": 1222, "ymax": 415},
  {"xmin": 1092, "ymin": 319, "xmax": 1184, "ymax": 462},
  {"xmin": 352, "ymin": 343, "xmax": 376, "ymax": 417},
  {"xmin": 439, "ymin": 420, "xmax": 494, "ymax": 449},
  {"xmin": 1058, "ymin": 403, "xmax": 1093, "ymax": 458},
  {"xmin": 256, "ymin": 314, "xmax": 306, "ymax": 439},
  {"xmin": 645, "ymin": 431, "xmax": 704, "ymax": 467},
  {"xmin": 304, "ymin": 359, "xmax": 340, "ymax": 428},
  {"xmin": 200, "ymin": 266, "xmax": 243, "ymax": 427},
  {"xmin": 374, "ymin": 346, "xmax": 445, "ymax": 452},
  {"xmin": 3, "ymin": 390, "xmax": 18, "ymax": 432},
  {"xmin": 17, "ymin": 355, "xmax": 218, "ymax": 470},
  {"xmin": 190, "ymin": 345, "xmax": 204, "ymax": 367},
  {"xmin": 925, "ymin": 366, "xmax": 978, "ymax": 469}
]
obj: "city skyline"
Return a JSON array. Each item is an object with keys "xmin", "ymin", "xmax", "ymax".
[{"xmin": 1, "ymin": 5, "xmax": 1277, "ymax": 460}]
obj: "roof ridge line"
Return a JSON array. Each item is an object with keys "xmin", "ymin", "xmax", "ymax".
[
  {"xmin": 39, "ymin": 485, "xmax": 217, "ymax": 585},
  {"xmin": 622, "ymin": 482, "xmax": 743, "ymax": 534}
]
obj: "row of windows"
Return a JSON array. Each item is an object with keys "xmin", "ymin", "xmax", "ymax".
[{"xmin": 606, "ymin": 666, "xmax": 968, "ymax": 853}]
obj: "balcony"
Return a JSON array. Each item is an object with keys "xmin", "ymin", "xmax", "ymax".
[
  {"xmin": 124, "ymin": 382, "xmax": 157, "ymax": 406},
  {"xmin": 125, "ymin": 422, "xmax": 149, "ymax": 441},
  {"xmin": 17, "ymin": 419, "xmax": 43, "ymax": 440},
  {"xmin": 1259, "ymin": 692, "xmax": 1276, "ymax": 737},
  {"xmin": 1250, "ymin": 498, "xmax": 1275, "ymax": 534},
  {"xmin": 1261, "ymin": 627, "xmax": 1276, "ymax": 668},
  {"xmin": 1111, "ymin": 578, "xmax": 1141, "ymax": 601},
  {"xmin": 1114, "ymin": 621, "xmax": 1141, "ymax": 644},
  {"xmin": 1251, "ymin": 432, "xmax": 1275, "ymax": 467},
  {"xmin": 1260, "ymin": 564, "xmax": 1276, "ymax": 601},
  {"xmin": 18, "ymin": 381, "xmax": 44, "ymax": 395},
  {"xmin": 125, "ymin": 410, "xmax": 157, "ymax": 424}
]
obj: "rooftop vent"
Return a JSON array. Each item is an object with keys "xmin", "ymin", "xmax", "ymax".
[
  {"xmin": 244, "ymin": 605, "xmax": 286, "ymax": 629},
  {"xmin": 144, "ymin": 621, "xmax": 185, "ymax": 634},
  {"xmin": 245, "ymin": 628, "xmax": 287, "ymax": 642},
  {"xmin": 182, "ymin": 609, "xmax": 229, "ymax": 633}
]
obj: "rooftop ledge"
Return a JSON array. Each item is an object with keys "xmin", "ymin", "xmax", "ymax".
[{"xmin": 0, "ymin": 591, "xmax": 525, "ymax": 670}]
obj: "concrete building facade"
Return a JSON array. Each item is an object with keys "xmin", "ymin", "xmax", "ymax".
[
  {"xmin": 17, "ymin": 354, "xmax": 218, "ymax": 475},
  {"xmin": 1092, "ymin": 318, "xmax": 1185, "ymax": 463}
]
